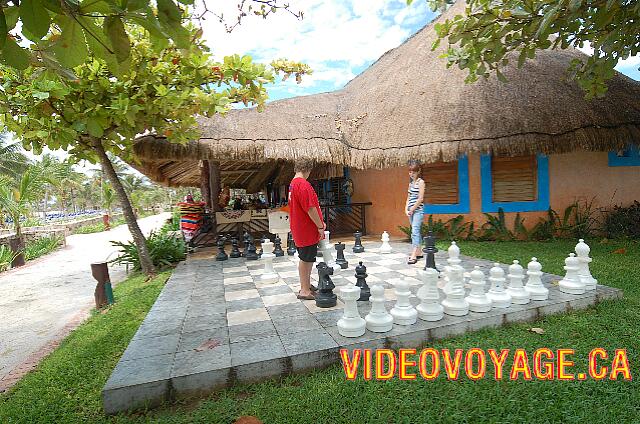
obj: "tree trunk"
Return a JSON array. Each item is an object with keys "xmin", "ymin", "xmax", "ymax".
[
  {"xmin": 201, "ymin": 160, "xmax": 211, "ymax": 210},
  {"xmin": 92, "ymin": 139, "xmax": 156, "ymax": 276}
]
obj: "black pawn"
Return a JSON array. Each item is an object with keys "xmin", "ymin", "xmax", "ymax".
[
  {"xmin": 215, "ymin": 237, "xmax": 228, "ymax": 261},
  {"xmin": 335, "ymin": 242, "xmax": 348, "ymax": 269},
  {"xmin": 423, "ymin": 231, "xmax": 439, "ymax": 271},
  {"xmin": 315, "ymin": 262, "xmax": 337, "ymax": 308},
  {"xmin": 229, "ymin": 238, "xmax": 241, "ymax": 258},
  {"xmin": 287, "ymin": 232, "xmax": 297, "ymax": 256},
  {"xmin": 244, "ymin": 238, "xmax": 259, "ymax": 260},
  {"xmin": 273, "ymin": 234, "xmax": 284, "ymax": 257},
  {"xmin": 353, "ymin": 231, "xmax": 364, "ymax": 253},
  {"xmin": 355, "ymin": 261, "xmax": 370, "ymax": 301}
]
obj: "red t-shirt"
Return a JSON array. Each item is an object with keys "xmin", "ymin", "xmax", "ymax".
[{"xmin": 288, "ymin": 177, "xmax": 324, "ymax": 247}]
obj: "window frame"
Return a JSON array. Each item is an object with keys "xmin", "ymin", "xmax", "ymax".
[
  {"xmin": 608, "ymin": 144, "xmax": 640, "ymax": 167},
  {"xmin": 480, "ymin": 153, "xmax": 549, "ymax": 213},
  {"xmin": 423, "ymin": 155, "xmax": 470, "ymax": 214}
]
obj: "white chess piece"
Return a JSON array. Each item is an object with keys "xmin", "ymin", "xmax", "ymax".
[
  {"xmin": 487, "ymin": 263, "xmax": 511, "ymax": 308},
  {"xmin": 379, "ymin": 231, "xmax": 392, "ymax": 254},
  {"xmin": 416, "ymin": 268, "xmax": 444, "ymax": 321},
  {"xmin": 321, "ymin": 230, "xmax": 341, "ymax": 272},
  {"xmin": 575, "ymin": 239, "xmax": 597, "ymax": 291},
  {"xmin": 559, "ymin": 253, "xmax": 586, "ymax": 295},
  {"xmin": 441, "ymin": 265, "xmax": 469, "ymax": 316},
  {"xmin": 524, "ymin": 257, "xmax": 548, "ymax": 301},
  {"xmin": 337, "ymin": 283, "xmax": 366, "ymax": 337},
  {"xmin": 259, "ymin": 240, "xmax": 279, "ymax": 284},
  {"xmin": 465, "ymin": 266, "xmax": 492, "ymax": 313},
  {"xmin": 390, "ymin": 278, "xmax": 417, "ymax": 325},
  {"xmin": 506, "ymin": 260, "xmax": 530, "ymax": 304},
  {"xmin": 365, "ymin": 285, "xmax": 394, "ymax": 332},
  {"xmin": 442, "ymin": 241, "xmax": 462, "ymax": 294}
]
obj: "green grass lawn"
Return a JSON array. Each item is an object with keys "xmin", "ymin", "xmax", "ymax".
[{"xmin": 1, "ymin": 240, "xmax": 639, "ymax": 423}]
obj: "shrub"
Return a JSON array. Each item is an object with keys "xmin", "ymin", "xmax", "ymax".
[
  {"xmin": 111, "ymin": 230, "xmax": 186, "ymax": 271},
  {"xmin": 602, "ymin": 200, "xmax": 640, "ymax": 239},
  {"xmin": 0, "ymin": 245, "xmax": 17, "ymax": 271},
  {"xmin": 24, "ymin": 234, "xmax": 64, "ymax": 261}
]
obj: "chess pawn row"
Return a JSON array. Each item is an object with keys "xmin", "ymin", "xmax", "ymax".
[
  {"xmin": 524, "ymin": 257, "xmax": 548, "ymax": 300},
  {"xmin": 338, "ymin": 283, "xmax": 366, "ymax": 337},
  {"xmin": 575, "ymin": 239, "xmax": 597, "ymax": 291},
  {"xmin": 390, "ymin": 279, "xmax": 417, "ymax": 325},
  {"xmin": 465, "ymin": 266, "xmax": 492, "ymax": 313},
  {"xmin": 365, "ymin": 285, "xmax": 393, "ymax": 332},
  {"xmin": 442, "ymin": 241, "xmax": 461, "ymax": 294}
]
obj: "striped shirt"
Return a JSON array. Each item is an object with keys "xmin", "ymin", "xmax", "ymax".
[{"xmin": 407, "ymin": 178, "xmax": 424, "ymax": 211}]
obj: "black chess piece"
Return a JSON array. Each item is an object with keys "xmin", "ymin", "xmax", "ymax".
[
  {"xmin": 287, "ymin": 232, "xmax": 297, "ymax": 256},
  {"xmin": 315, "ymin": 262, "xmax": 337, "ymax": 308},
  {"xmin": 353, "ymin": 231, "xmax": 364, "ymax": 253},
  {"xmin": 335, "ymin": 242, "xmax": 348, "ymax": 269},
  {"xmin": 423, "ymin": 231, "xmax": 439, "ymax": 271},
  {"xmin": 355, "ymin": 261, "xmax": 370, "ymax": 301},
  {"xmin": 244, "ymin": 238, "xmax": 259, "ymax": 260},
  {"xmin": 215, "ymin": 237, "xmax": 228, "ymax": 261},
  {"xmin": 273, "ymin": 234, "xmax": 284, "ymax": 257},
  {"xmin": 229, "ymin": 238, "xmax": 241, "ymax": 258}
]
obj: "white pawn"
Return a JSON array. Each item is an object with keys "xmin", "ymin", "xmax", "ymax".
[
  {"xmin": 525, "ymin": 257, "xmax": 548, "ymax": 301},
  {"xmin": 575, "ymin": 239, "xmax": 597, "ymax": 291},
  {"xmin": 321, "ymin": 230, "xmax": 341, "ymax": 272},
  {"xmin": 337, "ymin": 283, "xmax": 366, "ymax": 337},
  {"xmin": 559, "ymin": 253, "xmax": 586, "ymax": 295},
  {"xmin": 365, "ymin": 285, "xmax": 394, "ymax": 332},
  {"xmin": 379, "ymin": 231, "xmax": 392, "ymax": 254},
  {"xmin": 506, "ymin": 260, "xmax": 530, "ymax": 304},
  {"xmin": 487, "ymin": 263, "xmax": 511, "ymax": 308},
  {"xmin": 443, "ymin": 241, "xmax": 462, "ymax": 294},
  {"xmin": 390, "ymin": 278, "xmax": 417, "ymax": 325},
  {"xmin": 441, "ymin": 265, "xmax": 469, "ymax": 316},
  {"xmin": 416, "ymin": 268, "xmax": 444, "ymax": 321},
  {"xmin": 259, "ymin": 240, "xmax": 279, "ymax": 284},
  {"xmin": 465, "ymin": 266, "xmax": 492, "ymax": 313}
]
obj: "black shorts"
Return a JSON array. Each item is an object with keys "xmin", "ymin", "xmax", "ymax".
[{"xmin": 297, "ymin": 244, "xmax": 318, "ymax": 263}]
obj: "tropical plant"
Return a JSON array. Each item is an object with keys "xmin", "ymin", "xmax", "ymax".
[
  {"xmin": 0, "ymin": 133, "xmax": 30, "ymax": 180},
  {"xmin": 0, "ymin": 167, "xmax": 45, "ymax": 239},
  {"xmin": 479, "ymin": 208, "xmax": 514, "ymax": 241},
  {"xmin": 422, "ymin": 0, "xmax": 640, "ymax": 98},
  {"xmin": 101, "ymin": 182, "xmax": 116, "ymax": 216},
  {"xmin": 1, "ymin": 22, "xmax": 310, "ymax": 276},
  {"xmin": 602, "ymin": 200, "xmax": 640, "ymax": 239},
  {"xmin": 0, "ymin": 244, "xmax": 17, "ymax": 272},
  {"xmin": 24, "ymin": 234, "xmax": 64, "ymax": 261},
  {"xmin": 111, "ymin": 230, "xmax": 186, "ymax": 271}
]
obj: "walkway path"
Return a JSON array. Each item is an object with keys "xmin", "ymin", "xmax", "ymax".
[{"xmin": 0, "ymin": 213, "xmax": 170, "ymax": 389}]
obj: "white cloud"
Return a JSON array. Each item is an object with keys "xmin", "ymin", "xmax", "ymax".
[{"xmin": 196, "ymin": 0, "xmax": 431, "ymax": 92}]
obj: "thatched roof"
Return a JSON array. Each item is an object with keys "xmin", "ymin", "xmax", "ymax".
[{"xmin": 134, "ymin": 1, "xmax": 640, "ymax": 187}]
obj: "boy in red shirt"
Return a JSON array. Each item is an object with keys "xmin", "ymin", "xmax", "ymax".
[{"xmin": 288, "ymin": 159, "xmax": 326, "ymax": 300}]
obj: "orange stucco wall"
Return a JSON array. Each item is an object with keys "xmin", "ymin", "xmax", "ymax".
[{"xmin": 350, "ymin": 152, "xmax": 640, "ymax": 238}]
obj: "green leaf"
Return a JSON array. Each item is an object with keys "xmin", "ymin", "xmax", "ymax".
[
  {"xmin": 41, "ymin": 0, "xmax": 63, "ymax": 13},
  {"xmin": 535, "ymin": 4, "xmax": 559, "ymax": 39},
  {"xmin": 19, "ymin": 0, "xmax": 51, "ymax": 40},
  {"xmin": 86, "ymin": 118, "xmax": 104, "ymax": 137},
  {"xmin": 177, "ymin": 0, "xmax": 194, "ymax": 4},
  {"xmin": 0, "ymin": 10, "xmax": 7, "ymax": 50},
  {"xmin": 4, "ymin": 7, "xmax": 19, "ymax": 31},
  {"xmin": 157, "ymin": 0, "xmax": 182, "ymax": 23},
  {"xmin": 52, "ymin": 17, "xmax": 88, "ymax": 68},
  {"xmin": 0, "ymin": 37, "xmax": 30, "ymax": 69},
  {"xmin": 32, "ymin": 91, "xmax": 50, "ymax": 99},
  {"xmin": 126, "ymin": 0, "xmax": 148, "ymax": 11},
  {"xmin": 496, "ymin": 69, "xmax": 507, "ymax": 83},
  {"xmin": 104, "ymin": 16, "xmax": 130, "ymax": 63},
  {"xmin": 80, "ymin": 0, "xmax": 113, "ymax": 13}
]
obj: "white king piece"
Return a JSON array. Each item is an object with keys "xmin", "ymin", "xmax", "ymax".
[
  {"xmin": 259, "ymin": 239, "xmax": 279, "ymax": 284},
  {"xmin": 575, "ymin": 239, "xmax": 597, "ymax": 291}
]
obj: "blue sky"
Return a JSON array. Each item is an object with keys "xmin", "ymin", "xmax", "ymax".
[{"xmin": 200, "ymin": 0, "xmax": 639, "ymax": 103}]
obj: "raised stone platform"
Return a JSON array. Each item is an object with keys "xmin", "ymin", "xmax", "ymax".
[{"xmin": 102, "ymin": 241, "xmax": 622, "ymax": 414}]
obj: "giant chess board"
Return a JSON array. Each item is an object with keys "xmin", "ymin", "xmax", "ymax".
[{"xmin": 102, "ymin": 241, "xmax": 623, "ymax": 414}]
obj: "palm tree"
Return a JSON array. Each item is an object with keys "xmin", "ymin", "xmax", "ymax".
[
  {"xmin": 0, "ymin": 167, "xmax": 45, "ymax": 266},
  {"xmin": 0, "ymin": 133, "xmax": 30, "ymax": 180}
]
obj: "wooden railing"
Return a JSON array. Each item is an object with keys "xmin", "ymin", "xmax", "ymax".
[{"xmin": 321, "ymin": 202, "xmax": 372, "ymax": 235}]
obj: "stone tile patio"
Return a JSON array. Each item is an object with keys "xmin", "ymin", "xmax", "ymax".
[{"xmin": 102, "ymin": 241, "xmax": 623, "ymax": 414}]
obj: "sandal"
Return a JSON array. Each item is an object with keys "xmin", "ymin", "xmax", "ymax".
[
  {"xmin": 407, "ymin": 258, "xmax": 418, "ymax": 265},
  {"xmin": 310, "ymin": 284, "xmax": 318, "ymax": 292},
  {"xmin": 416, "ymin": 255, "xmax": 424, "ymax": 259},
  {"xmin": 297, "ymin": 291, "xmax": 315, "ymax": 300}
]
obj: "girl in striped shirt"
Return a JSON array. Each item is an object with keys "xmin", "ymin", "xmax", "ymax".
[{"xmin": 405, "ymin": 161, "xmax": 425, "ymax": 264}]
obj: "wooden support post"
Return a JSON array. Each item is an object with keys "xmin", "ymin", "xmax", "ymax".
[
  {"xmin": 201, "ymin": 160, "xmax": 212, "ymax": 210},
  {"xmin": 209, "ymin": 161, "xmax": 222, "ymax": 234}
]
